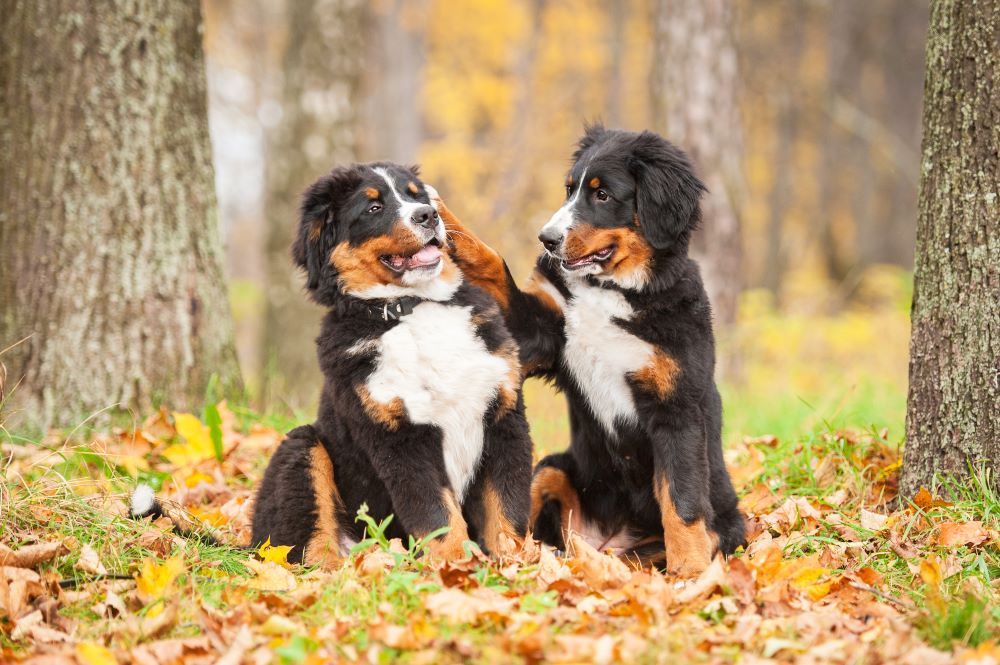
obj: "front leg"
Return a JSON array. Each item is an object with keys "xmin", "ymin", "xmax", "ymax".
[
  {"xmin": 352, "ymin": 408, "xmax": 472, "ymax": 559},
  {"xmin": 468, "ymin": 407, "xmax": 533, "ymax": 555},
  {"xmin": 650, "ymin": 417, "xmax": 719, "ymax": 577}
]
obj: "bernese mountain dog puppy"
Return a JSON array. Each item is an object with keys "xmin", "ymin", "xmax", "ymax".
[
  {"xmin": 433, "ymin": 126, "xmax": 746, "ymax": 576},
  {"xmin": 250, "ymin": 162, "xmax": 532, "ymax": 567}
]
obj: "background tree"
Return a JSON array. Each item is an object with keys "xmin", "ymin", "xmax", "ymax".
[
  {"xmin": 902, "ymin": 0, "xmax": 999, "ymax": 495},
  {"xmin": 652, "ymin": 0, "xmax": 744, "ymax": 377},
  {"xmin": 0, "ymin": 0, "xmax": 242, "ymax": 430},
  {"xmin": 259, "ymin": 0, "xmax": 367, "ymax": 410}
]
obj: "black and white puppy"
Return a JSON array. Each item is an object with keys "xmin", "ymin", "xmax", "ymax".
[
  {"xmin": 250, "ymin": 162, "xmax": 532, "ymax": 566},
  {"xmin": 436, "ymin": 126, "xmax": 746, "ymax": 576}
]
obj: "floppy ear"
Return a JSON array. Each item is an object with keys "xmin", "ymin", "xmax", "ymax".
[
  {"xmin": 292, "ymin": 167, "xmax": 358, "ymax": 292},
  {"xmin": 629, "ymin": 131, "xmax": 706, "ymax": 250}
]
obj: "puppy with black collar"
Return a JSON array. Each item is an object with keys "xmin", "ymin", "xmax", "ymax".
[{"xmin": 250, "ymin": 162, "xmax": 532, "ymax": 566}]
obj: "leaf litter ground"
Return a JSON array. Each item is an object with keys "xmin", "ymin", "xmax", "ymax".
[{"xmin": 2, "ymin": 405, "xmax": 998, "ymax": 664}]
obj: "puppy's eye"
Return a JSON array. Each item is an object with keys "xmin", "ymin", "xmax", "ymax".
[
  {"xmin": 565, "ymin": 185, "xmax": 573, "ymax": 198},
  {"xmin": 595, "ymin": 189, "xmax": 609, "ymax": 202},
  {"xmin": 367, "ymin": 203, "xmax": 382, "ymax": 214}
]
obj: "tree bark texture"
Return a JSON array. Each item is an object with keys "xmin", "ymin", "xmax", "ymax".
[
  {"xmin": 0, "ymin": 0, "xmax": 242, "ymax": 430},
  {"xmin": 652, "ymin": 0, "xmax": 744, "ymax": 377},
  {"xmin": 259, "ymin": 0, "xmax": 365, "ymax": 410},
  {"xmin": 902, "ymin": 0, "xmax": 1000, "ymax": 495}
]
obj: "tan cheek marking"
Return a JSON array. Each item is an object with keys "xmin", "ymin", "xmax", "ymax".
[
  {"xmin": 426, "ymin": 488, "xmax": 470, "ymax": 560},
  {"xmin": 304, "ymin": 443, "xmax": 343, "ymax": 569},
  {"xmin": 629, "ymin": 348, "xmax": 681, "ymax": 401},
  {"xmin": 529, "ymin": 466, "xmax": 582, "ymax": 540},
  {"xmin": 654, "ymin": 477, "xmax": 718, "ymax": 578},
  {"xmin": 355, "ymin": 384, "xmax": 405, "ymax": 431},
  {"xmin": 366, "ymin": 187, "xmax": 379, "ymax": 199},
  {"xmin": 436, "ymin": 198, "xmax": 510, "ymax": 310},
  {"xmin": 605, "ymin": 227, "xmax": 653, "ymax": 283},
  {"xmin": 482, "ymin": 479, "xmax": 521, "ymax": 555},
  {"xmin": 524, "ymin": 269, "xmax": 563, "ymax": 316},
  {"xmin": 589, "ymin": 177, "xmax": 600, "ymax": 188},
  {"xmin": 330, "ymin": 226, "xmax": 426, "ymax": 292},
  {"xmin": 407, "ymin": 181, "xmax": 419, "ymax": 194}
]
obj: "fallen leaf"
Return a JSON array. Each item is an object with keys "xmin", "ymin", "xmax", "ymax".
[
  {"xmin": 860, "ymin": 509, "xmax": 888, "ymax": 532},
  {"xmin": 162, "ymin": 412, "xmax": 216, "ymax": 466},
  {"xmin": 243, "ymin": 558, "xmax": 297, "ymax": 592},
  {"xmin": 0, "ymin": 541, "xmax": 65, "ymax": 569},
  {"xmin": 257, "ymin": 537, "xmax": 294, "ymax": 569},
  {"xmin": 424, "ymin": 587, "xmax": 515, "ymax": 623},
  {"xmin": 676, "ymin": 556, "xmax": 729, "ymax": 604},
  {"xmin": 935, "ymin": 521, "xmax": 987, "ymax": 548},
  {"xmin": 75, "ymin": 543, "xmax": 108, "ymax": 575},
  {"xmin": 135, "ymin": 555, "xmax": 184, "ymax": 616},
  {"xmin": 76, "ymin": 641, "xmax": 118, "ymax": 665},
  {"xmin": 566, "ymin": 533, "xmax": 631, "ymax": 590}
]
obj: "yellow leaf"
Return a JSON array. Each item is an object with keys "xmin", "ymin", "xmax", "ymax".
[
  {"xmin": 162, "ymin": 413, "xmax": 215, "ymax": 466},
  {"xmin": 135, "ymin": 555, "xmax": 184, "ymax": 615},
  {"xmin": 188, "ymin": 505, "xmax": 229, "ymax": 527},
  {"xmin": 257, "ymin": 537, "xmax": 294, "ymax": 569},
  {"xmin": 919, "ymin": 556, "xmax": 942, "ymax": 587},
  {"xmin": 184, "ymin": 471, "xmax": 215, "ymax": 488},
  {"xmin": 76, "ymin": 642, "xmax": 117, "ymax": 665},
  {"xmin": 790, "ymin": 566, "xmax": 832, "ymax": 601}
]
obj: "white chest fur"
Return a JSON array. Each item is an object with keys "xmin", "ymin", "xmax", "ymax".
[
  {"xmin": 365, "ymin": 303, "xmax": 511, "ymax": 501},
  {"xmin": 562, "ymin": 283, "xmax": 656, "ymax": 436}
]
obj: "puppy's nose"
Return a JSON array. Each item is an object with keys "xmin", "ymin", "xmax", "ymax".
[
  {"xmin": 538, "ymin": 228, "xmax": 564, "ymax": 253},
  {"xmin": 411, "ymin": 205, "xmax": 438, "ymax": 227}
]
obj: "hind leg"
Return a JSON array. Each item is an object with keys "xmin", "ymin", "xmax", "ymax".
[
  {"xmin": 529, "ymin": 453, "xmax": 583, "ymax": 551},
  {"xmin": 251, "ymin": 425, "xmax": 344, "ymax": 568}
]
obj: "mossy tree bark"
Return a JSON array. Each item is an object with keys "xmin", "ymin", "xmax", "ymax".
[
  {"xmin": 0, "ymin": 0, "xmax": 242, "ymax": 430},
  {"xmin": 902, "ymin": 0, "xmax": 999, "ymax": 495}
]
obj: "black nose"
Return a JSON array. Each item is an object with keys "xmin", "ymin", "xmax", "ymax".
[
  {"xmin": 412, "ymin": 205, "xmax": 438, "ymax": 227},
  {"xmin": 538, "ymin": 228, "xmax": 563, "ymax": 253}
]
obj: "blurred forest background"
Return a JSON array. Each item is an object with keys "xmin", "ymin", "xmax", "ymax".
[{"xmin": 203, "ymin": 0, "xmax": 926, "ymax": 449}]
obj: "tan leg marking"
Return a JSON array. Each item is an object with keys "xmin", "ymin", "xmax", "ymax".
[
  {"xmin": 529, "ymin": 467, "xmax": 582, "ymax": 539},
  {"xmin": 654, "ymin": 477, "xmax": 718, "ymax": 577},
  {"xmin": 493, "ymin": 339, "xmax": 522, "ymax": 420},
  {"xmin": 355, "ymin": 384, "xmax": 405, "ymax": 431},
  {"xmin": 629, "ymin": 348, "xmax": 681, "ymax": 400},
  {"xmin": 482, "ymin": 479, "xmax": 522, "ymax": 555},
  {"xmin": 435, "ymin": 198, "xmax": 510, "ymax": 310},
  {"xmin": 426, "ymin": 488, "xmax": 471, "ymax": 560},
  {"xmin": 303, "ymin": 444, "xmax": 343, "ymax": 569},
  {"xmin": 524, "ymin": 269, "xmax": 564, "ymax": 315}
]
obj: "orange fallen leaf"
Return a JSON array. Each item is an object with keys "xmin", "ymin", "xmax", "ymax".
[
  {"xmin": 76, "ymin": 641, "xmax": 118, "ymax": 665},
  {"xmin": 935, "ymin": 521, "xmax": 987, "ymax": 548}
]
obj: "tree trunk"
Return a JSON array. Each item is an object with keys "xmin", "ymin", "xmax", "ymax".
[
  {"xmin": 652, "ymin": 0, "xmax": 744, "ymax": 378},
  {"xmin": 0, "ymin": 0, "xmax": 242, "ymax": 431},
  {"xmin": 259, "ymin": 0, "xmax": 365, "ymax": 411},
  {"xmin": 902, "ymin": 0, "xmax": 1000, "ymax": 496}
]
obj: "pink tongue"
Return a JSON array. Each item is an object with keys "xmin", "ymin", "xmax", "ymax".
[{"xmin": 407, "ymin": 243, "xmax": 441, "ymax": 268}]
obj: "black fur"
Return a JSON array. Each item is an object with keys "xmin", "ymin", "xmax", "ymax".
[
  {"xmin": 252, "ymin": 163, "xmax": 533, "ymax": 563},
  {"xmin": 501, "ymin": 127, "xmax": 745, "ymax": 565}
]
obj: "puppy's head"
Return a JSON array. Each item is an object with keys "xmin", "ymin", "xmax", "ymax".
[
  {"xmin": 293, "ymin": 162, "xmax": 457, "ymax": 305},
  {"xmin": 537, "ymin": 125, "xmax": 705, "ymax": 289}
]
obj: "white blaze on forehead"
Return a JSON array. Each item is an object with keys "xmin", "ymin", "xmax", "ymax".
[
  {"xmin": 540, "ymin": 168, "xmax": 587, "ymax": 241},
  {"xmin": 374, "ymin": 167, "xmax": 425, "ymax": 226}
]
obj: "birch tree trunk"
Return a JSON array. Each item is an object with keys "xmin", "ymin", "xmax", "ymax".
[
  {"xmin": 259, "ymin": 0, "xmax": 365, "ymax": 410},
  {"xmin": 652, "ymin": 0, "xmax": 744, "ymax": 378},
  {"xmin": 902, "ymin": 0, "xmax": 1000, "ymax": 495},
  {"xmin": 0, "ymin": 0, "xmax": 242, "ymax": 430}
]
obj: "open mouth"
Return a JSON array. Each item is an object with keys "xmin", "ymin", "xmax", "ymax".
[
  {"xmin": 379, "ymin": 238, "xmax": 442, "ymax": 273},
  {"xmin": 561, "ymin": 245, "xmax": 615, "ymax": 270}
]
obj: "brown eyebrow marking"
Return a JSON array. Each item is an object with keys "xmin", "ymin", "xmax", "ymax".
[
  {"xmin": 565, "ymin": 176, "xmax": 574, "ymax": 187},
  {"xmin": 589, "ymin": 176, "xmax": 601, "ymax": 188},
  {"xmin": 407, "ymin": 181, "xmax": 419, "ymax": 194},
  {"xmin": 365, "ymin": 187, "xmax": 380, "ymax": 199}
]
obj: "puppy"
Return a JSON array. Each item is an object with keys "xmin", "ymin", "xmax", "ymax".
[
  {"xmin": 250, "ymin": 162, "xmax": 532, "ymax": 566},
  {"xmin": 433, "ymin": 126, "xmax": 745, "ymax": 576}
]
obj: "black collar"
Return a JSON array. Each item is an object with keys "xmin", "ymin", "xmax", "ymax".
[{"xmin": 342, "ymin": 295, "xmax": 423, "ymax": 321}]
